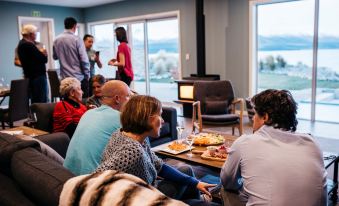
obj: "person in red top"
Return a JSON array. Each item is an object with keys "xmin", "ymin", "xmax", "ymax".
[
  {"xmin": 108, "ymin": 27, "xmax": 134, "ymax": 86},
  {"xmin": 53, "ymin": 77, "xmax": 87, "ymax": 138}
]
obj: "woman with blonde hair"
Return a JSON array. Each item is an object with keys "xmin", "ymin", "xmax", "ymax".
[
  {"xmin": 53, "ymin": 77, "xmax": 87, "ymax": 137},
  {"xmin": 96, "ymin": 95, "xmax": 215, "ymax": 200}
]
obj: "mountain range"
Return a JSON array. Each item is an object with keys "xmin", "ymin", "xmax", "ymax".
[{"xmin": 258, "ymin": 35, "xmax": 339, "ymax": 51}]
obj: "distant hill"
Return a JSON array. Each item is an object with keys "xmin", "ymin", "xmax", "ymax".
[
  {"xmin": 133, "ymin": 38, "xmax": 178, "ymax": 54},
  {"xmin": 259, "ymin": 35, "xmax": 339, "ymax": 51}
]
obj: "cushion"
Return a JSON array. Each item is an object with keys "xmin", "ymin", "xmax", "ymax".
[
  {"xmin": 11, "ymin": 148, "xmax": 74, "ymax": 206},
  {"xmin": 202, "ymin": 114, "xmax": 239, "ymax": 124},
  {"xmin": 0, "ymin": 133, "xmax": 40, "ymax": 176},
  {"xmin": 17, "ymin": 134, "xmax": 64, "ymax": 165},
  {"xmin": 205, "ymin": 100, "xmax": 228, "ymax": 115},
  {"xmin": 0, "ymin": 173, "xmax": 35, "ymax": 206}
]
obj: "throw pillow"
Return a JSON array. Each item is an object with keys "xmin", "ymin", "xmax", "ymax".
[{"xmin": 205, "ymin": 101, "xmax": 228, "ymax": 115}]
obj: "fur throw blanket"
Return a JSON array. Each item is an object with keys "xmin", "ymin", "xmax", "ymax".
[{"xmin": 59, "ymin": 170, "xmax": 188, "ymax": 206}]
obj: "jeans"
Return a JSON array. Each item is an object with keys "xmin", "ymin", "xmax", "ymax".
[
  {"xmin": 29, "ymin": 75, "xmax": 48, "ymax": 103},
  {"xmin": 157, "ymin": 165, "xmax": 200, "ymax": 200}
]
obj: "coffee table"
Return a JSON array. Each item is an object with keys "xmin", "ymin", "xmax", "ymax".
[
  {"xmin": 153, "ymin": 132, "xmax": 237, "ymax": 171},
  {"xmin": 3, "ymin": 126, "xmax": 48, "ymax": 136}
]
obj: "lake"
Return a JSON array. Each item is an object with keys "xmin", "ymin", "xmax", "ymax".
[{"xmin": 258, "ymin": 49, "xmax": 339, "ymax": 72}]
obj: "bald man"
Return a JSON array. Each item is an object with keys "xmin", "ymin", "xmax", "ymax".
[{"xmin": 64, "ymin": 80, "xmax": 131, "ymax": 175}]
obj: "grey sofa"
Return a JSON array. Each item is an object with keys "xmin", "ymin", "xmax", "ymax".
[
  {"xmin": 30, "ymin": 103, "xmax": 178, "ymax": 147},
  {"xmin": 0, "ymin": 132, "xmax": 73, "ymax": 206}
]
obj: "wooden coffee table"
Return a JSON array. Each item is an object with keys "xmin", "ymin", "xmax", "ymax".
[
  {"xmin": 153, "ymin": 132, "xmax": 237, "ymax": 171},
  {"xmin": 3, "ymin": 126, "xmax": 48, "ymax": 136}
]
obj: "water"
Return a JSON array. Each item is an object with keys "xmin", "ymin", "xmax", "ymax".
[{"xmin": 258, "ymin": 49, "xmax": 339, "ymax": 72}]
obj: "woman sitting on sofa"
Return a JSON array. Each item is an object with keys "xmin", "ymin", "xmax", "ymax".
[
  {"xmin": 86, "ymin": 74, "xmax": 105, "ymax": 109},
  {"xmin": 53, "ymin": 77, "xmax": 87, "ymax": 138},
  {"xmin": 96, "ymin": 95, "xmax": 215, "ymax": 200}
]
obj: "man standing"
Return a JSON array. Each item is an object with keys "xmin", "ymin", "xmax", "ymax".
[
  {"xmin": 63, "ymin": 80, "xmax": 131, "ymax": 175},
  {"xmin": 83, "ymin": 34, "xmax": 102, "ymax": 78},
  {"xmin": 17, "ymin": 24, "xmax": 48, "ymax": 103},
  {"xmin": 53, "ymin": 17, "xmax": 90, "ymax": 97}
]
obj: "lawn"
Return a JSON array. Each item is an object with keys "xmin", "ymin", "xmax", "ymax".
[{"xmin": 259, "ymin": 73, "xmax": 339, "ymax": 90}]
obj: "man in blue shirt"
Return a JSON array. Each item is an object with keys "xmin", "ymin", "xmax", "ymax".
[
  {"xmin": 53, "ymin": 17, "xmax": 90, "ymax": 97},
  {"xmin": 63, "ymin": 80, "xmax": 131, "ymax": 175}
]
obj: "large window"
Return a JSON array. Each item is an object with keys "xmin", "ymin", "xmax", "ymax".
[
  {"xmin": 251, "ymin": 0, "xmax": 339, "ymax": 123},
  {"xmin": 88, "ymin": 12, "xmax": 180, "ymax": 103}
]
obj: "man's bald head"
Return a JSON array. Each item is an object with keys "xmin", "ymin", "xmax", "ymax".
[{"xmin": 101, "ymin": 80, "xmax": 130, "ymax": 111}]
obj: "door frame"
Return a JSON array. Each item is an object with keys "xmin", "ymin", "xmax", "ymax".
[{"xmin": 17, "ymin": 16, "xmax": 55, "ymax": 69}]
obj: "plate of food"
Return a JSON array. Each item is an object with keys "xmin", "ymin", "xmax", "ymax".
[
  {"xmin": 159, "ymin": 141, "xmax": 193, "ymax": 155},
  {"xmin": 192, "ymin": 133, "xmax": 225, "ymax": 146},
  {"xmin": 200, "ymin": 145, "xmax": 228, "ymax": 162}
]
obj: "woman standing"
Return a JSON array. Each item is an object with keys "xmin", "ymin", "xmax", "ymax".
[{"xmin": 108, "ymin": 27, "xmax": 134, "ymax": 86}]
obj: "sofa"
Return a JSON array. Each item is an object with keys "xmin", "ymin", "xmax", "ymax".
[
  {"xmin": 0, "ymin": 132, "xmax": 73, "ymax": 206},
  {"xmin": 30, "ymin": 103, "xmax": 178, "ymax": 147}
]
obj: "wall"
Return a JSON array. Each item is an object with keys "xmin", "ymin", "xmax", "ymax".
[
  {"xmin": 83, "ymin": 0, "xmax": 197, "ymax": 78},
  {"xmin": 204, "ymin": 0, "xmax": 228, "ymax": 81},
  {"xmin": 0, "ymin": 1, "xmax": 83, "ymax": 85},
  {"xmin": 225, "ymin": 0, "xmax": 250, "ymax": 97}
]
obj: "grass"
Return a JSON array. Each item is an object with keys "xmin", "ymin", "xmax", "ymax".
[{"xmin": 259, "ymin": 73, "xmax": 339, "ymax": 90}]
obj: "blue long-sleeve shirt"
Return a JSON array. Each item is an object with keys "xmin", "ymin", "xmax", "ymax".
[{"xmin": 53, "ymin": 30, "xmax": 89, "ymax": 81}]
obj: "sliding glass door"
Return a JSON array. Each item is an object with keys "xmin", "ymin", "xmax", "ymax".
[
  {"xmin": 89, "ymin": 15, "xmax": 180, "ymax": 103},
  {"xmin": 253, "ymin": 0, "xmax": 339, "ymax": 123},
  {"xmin": 315, "ymin": 0, "xmax": 339, "ymax": 122}
]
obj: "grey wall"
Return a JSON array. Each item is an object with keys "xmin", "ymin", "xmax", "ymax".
[
  {"xmin": 0, "ymin": 1, "xmax": 83, "ymax": 85},
  {"xmin": 83, "ymin": 0, "xmax": 197, "ymax": 78},
  {"xmin": 225, "ymin": 0, "xmax": 250, "ymax": 97}
]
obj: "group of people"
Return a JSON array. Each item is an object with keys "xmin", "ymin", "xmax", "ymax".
[
  {"xmin": 51, "ymin": 74, "xmax": 327, "ymax": 206},
  {"xmin": 16, "ymin": 16, "xmax": 134, "ymax": 104},
  {"xmin": 16, "ymin": 16, "xmax": 327, "ymax": 206}
]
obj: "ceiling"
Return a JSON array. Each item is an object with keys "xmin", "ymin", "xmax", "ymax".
[{"xmin": 3, "ymin": 0, "xmax": 124, "ymax": 8}]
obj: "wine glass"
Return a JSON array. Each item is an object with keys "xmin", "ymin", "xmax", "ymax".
[
  {"xmin": 27, "ymin": 112, "xmax": 37, "ymax": 136},
  {"xmin": 186, "ymin": 134, "xmax": 195, "ymax": 157},
  {"xmin": 176, "ymin": 121, "xmax": 185, "ymax": 143}
]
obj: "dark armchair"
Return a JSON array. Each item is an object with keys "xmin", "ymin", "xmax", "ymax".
[
  {"xmin": 193, "ymin": 80, "xmax": 244, "ymax": 135},
  {"xmin": 149, "ymin": 106, "xmax": 178, "ymax": 147},
  {"xmin": 0, "ymin": 79, "xmax": 29, "ymax": 129}
]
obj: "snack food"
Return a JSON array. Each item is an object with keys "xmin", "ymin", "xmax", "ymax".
[
  {"xmin": 192, "ymin": 133, "xmax": 224, "ymax": 145},
  {"xmin": 168, "ymin": 141, "xmax": 188, "ymax": 151},
  {"xmin": 201, "ymin": 145, "xmax": 228, "ymax": 161}
]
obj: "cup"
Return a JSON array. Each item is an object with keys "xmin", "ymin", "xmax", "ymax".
[{"xmin": 207, "ymin": 146, "xmax": 217, "ymax": 156}]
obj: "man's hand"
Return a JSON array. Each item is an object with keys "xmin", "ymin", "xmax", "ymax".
[{"xmin": 196, "ymin": 182, "xmax": 217, "ymax": 199}]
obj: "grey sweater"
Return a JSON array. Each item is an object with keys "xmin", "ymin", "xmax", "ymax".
[{"xmin": 96, "ymin": 131, "xmax": 163, "ymax": 185}]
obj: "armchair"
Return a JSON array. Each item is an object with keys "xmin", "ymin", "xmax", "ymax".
[{"xmin": 193, "ymin": 80, "xmax": 244, "ymax": 135}]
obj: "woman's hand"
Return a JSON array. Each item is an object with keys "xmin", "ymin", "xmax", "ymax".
[{"xmin": 196, "ymin": 182, "xmax": 217, "ymax": 198}]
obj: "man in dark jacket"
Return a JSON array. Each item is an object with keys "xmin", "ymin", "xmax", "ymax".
[{"xmin": 18, "ymin": 24, "xmax": 48, "ymax": 103}]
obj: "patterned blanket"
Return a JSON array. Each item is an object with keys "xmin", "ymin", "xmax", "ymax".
[{"xmin": 59, "ymin": 170, "xmax": 188, "ymax": 206}]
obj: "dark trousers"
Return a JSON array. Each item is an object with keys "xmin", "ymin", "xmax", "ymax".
[
  {"xmin": 81, "ymin": 78, "xmax": 89, "ymax": 98},
  {"xmin": 29, "ymin": 75, "xmax": 48, "ymax": 103},
  {"xmin": 117, "ymin": 71, "xmax": 132, "ymax": 86}
]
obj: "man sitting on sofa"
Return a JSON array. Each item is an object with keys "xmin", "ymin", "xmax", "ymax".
[{"xmin": 63, "ymin": 80, "xmax": 131, "ymax": 175}]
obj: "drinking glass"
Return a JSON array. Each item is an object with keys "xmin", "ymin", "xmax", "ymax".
[
  {"xmin": 27, "ymin": 112, "xmax": 37, "ymax": 136},
  {"xmin": 176, "ymin": 121, "xmax": 185, "ymax": 143},
  {"xmin": 186, "ymin": 134, "xmax": 195, "ymax": 157}
]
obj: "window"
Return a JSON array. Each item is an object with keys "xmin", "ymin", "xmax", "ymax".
[
  {"xmin": 250, "ymin": 0, "xmax": 339, "ymax": 123},
  {"xmin": 88, "ymin": 12, "xmax": 180, "ymax": 103}
]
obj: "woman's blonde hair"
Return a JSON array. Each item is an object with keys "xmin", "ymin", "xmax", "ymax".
[
  {"xmin": 120, "ymin": 95, "xmax": 162, "ymax": 134},
  {"xmin": 59, "ymin": 77, "xmax": 81, "ymax": 97}
]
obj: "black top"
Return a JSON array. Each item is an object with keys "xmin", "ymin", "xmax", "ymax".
[{"xmin": 17, "ymin": 39, "xmax": 47, "ymax": 79}]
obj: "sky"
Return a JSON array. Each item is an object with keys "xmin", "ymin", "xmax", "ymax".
[{"xmin": 258, "ymin": 0, "xmax": 339, "ymax": 37}]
